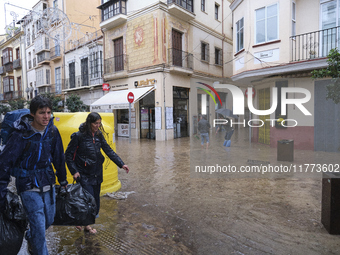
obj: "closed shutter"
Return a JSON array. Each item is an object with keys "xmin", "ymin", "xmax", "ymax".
[{"xmin": 172, "ymin": 30, "xmax": 182, "ymax": 67}]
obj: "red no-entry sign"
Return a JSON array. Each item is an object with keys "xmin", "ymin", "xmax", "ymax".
[{"xmin": 127, "ymin": 92, "xmax": 134, "ymax": 103}]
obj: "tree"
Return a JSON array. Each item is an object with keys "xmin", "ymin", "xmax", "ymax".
[
  {"xmin": 0, "ymin": 104, "xmax": 10, "ymax": 115},
  {"xmin": 39, "ymin": 93, "xmax": 64, "ymax": 112},
  {"xmin": 311, "ymin": 48, "xmax": 340, "ymax": 104},
  {"xmin": 8, "ymin": 98, "xmax": 27, "ymax": 111},
  {"xmin": 66, "ymin": 94, "xmax": 89, "ymax": 112}
]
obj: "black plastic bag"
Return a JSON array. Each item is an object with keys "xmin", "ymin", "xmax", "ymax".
[
  {"xmin": 53, "ymin": 183, "xmax": 97, "ymax": 226},
  {"xmin": 0, "ymin": 190, "xmax": 27, "ymax": 255}
]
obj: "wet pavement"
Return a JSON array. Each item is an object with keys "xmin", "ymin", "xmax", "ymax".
[{"xmin": 18, "ymin": 127, "xmax": 340, "ymax": 254}]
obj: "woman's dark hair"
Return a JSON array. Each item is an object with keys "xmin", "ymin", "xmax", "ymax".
[{"xmin": 83, "ymin": 112, "xmax": 106, "ymax": 134}]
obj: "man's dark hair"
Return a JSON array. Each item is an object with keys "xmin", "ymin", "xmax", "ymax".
[{"xmin": 30, "ymin": 95, "xmax": 52, "ymax": 114}]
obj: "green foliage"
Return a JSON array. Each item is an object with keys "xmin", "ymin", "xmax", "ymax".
[
  {"xmin": 39, "ymin": 93, "xmax": 64, "ymax": 112},
  {"xmin": 8, "ymin": 98, "xmax": 27, "ymax": 110},
  {"xmin": 311, "ymin": 48, "xmax": 340, "ymax": 104},
  {"xmin": 0, "ymin": 104, "xmax": 11, "ymax": 115},
  {"xmin": 66, "ymin": 94, "xmax": 89, "ymax": 112}
]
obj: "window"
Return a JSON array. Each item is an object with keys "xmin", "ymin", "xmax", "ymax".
[
  {"xmin": 32, "ymin": 25, "xmax": 35, "ymax": 41},
  {"xmin": 292, "ymin": 2, "xmax": 296, "ymax": 36},
  {"xmin": 255, "ymin": 3, "xmax": 278, "ymax": 44},
  {"xmin": 201, "ymin": 42, "xmax": 209, "ymax": 62},
  {"xmin": 215, "ymin": 47, "xmax": 222, "ymax": 65},
  {"xmin": 3, "ymin": 77, "xmax": 14, "ymax": 93},
  {"xmin": 114, "ymin": 37, "xmax": 124, "ymax": 71},
  {"xmin": 320, "ymin": 0, "xmax": 340, "ymax": 55},
  {"xmin": 2, "ymin": 47, "xmax": 13, "ymax": 64},
  {"xmin": 236, "ymin": 17, "xmax": 244, "ymax": 52},
  {"xmin": 55, "ymin": 67, "xmax": 61, "ymax": 94},
  {"xmin": 100, "ymin": 0, "xmax": 127, "ymax": 21},
  {"xmin": 46, "ymin": 70, "xmax": 50, "ymax": 84},
  {"xmin": 53, "ymin": 0, "xmax": 58, "ymax": 8},
  {"xmin": 16, "ymin": 48, "xmax": 20, "ymax": 59},
  {"xmin": 215, "ymin": 3, "xmax": 219, "ymax": 20},
  {"xmin": 201, "ymin": 0, "xmax": 205, "ymax": 12},
  {"xmin": 27, "ymin": 29, "xmax": 30, "ymax": 46},
  {"xmin": 172, "ymin": 29, "xmax": 183, "ymax": 67},
  {"xmin": 90, "ymin": 48, "xmax": 103, "ymax": 79}
]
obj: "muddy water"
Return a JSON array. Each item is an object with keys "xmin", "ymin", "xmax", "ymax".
[{"xmin": 19, "ymin": 127, "xmax": 340, "ymax": 254}]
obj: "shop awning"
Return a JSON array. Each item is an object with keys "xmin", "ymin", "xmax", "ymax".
[{"xmin": 90, "ymin": 86, "xmax": 155, "ymax": 111}]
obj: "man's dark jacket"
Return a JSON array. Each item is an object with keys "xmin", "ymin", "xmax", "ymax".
[
  {"xmin": 65, "ymin": 124, "xmax": 125, "ymax": 185},
  {"xmin": 0, "ymin": 114, "xmax": 68, "ymax": 209},
  {"xmin": 198, "ymin": 118, "xmax": 211, "ymax": 133}
]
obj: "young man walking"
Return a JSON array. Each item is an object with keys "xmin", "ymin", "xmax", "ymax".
[{"xmin": 0, "ymin": 96, "xmax": 68, "ymax": 255}]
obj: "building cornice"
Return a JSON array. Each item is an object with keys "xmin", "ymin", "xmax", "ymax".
[
  {"xmin": 189, "ymin": 20, "xmax": 232, "ymax": 44},
  {"xmin": 230, "ymin": 0, "xmax": 243, "ymax": 11},
  {"xmin": 128, "ymin": 2, "xmax": 168, "ymax": 21},
  {"xmin": 231, "ymin": 58, "xmax": 328, "ymax": 84}
]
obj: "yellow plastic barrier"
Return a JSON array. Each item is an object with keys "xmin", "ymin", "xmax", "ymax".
[{"xmin": 53, "ymin": 112, "xmax": 121, "ymax": 195}]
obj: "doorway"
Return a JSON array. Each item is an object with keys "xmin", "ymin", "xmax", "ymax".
[{"xmin": 140, "ymin": 107, "xmax": 155, "ymax": 139}]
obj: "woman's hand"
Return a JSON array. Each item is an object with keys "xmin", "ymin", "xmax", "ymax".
[
  {"xmin": 73, "ymin": 172, "xmax": 80, "ymax": 180},
  {"xmin": 122, "ymin": 165, "xmax": 129, "ymax": 173}
]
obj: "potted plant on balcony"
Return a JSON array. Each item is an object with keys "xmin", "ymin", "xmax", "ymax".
[{"xmin": 309, "ymin": 50, "xmax": 316, "ymax": 59}]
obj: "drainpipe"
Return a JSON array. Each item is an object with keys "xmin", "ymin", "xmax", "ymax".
[
  {"xmin": 222, "ymin": 0, "xmax": 225, "ymax": 79},
  {"xmin": 163, "ymin": 63, "xmax": 167, "ymax": 141}
]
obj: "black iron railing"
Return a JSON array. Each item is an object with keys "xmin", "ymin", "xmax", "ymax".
[
  {"xmin": 291, "ymin": 26, "xmax": 340, "ymax": 61},
  {"xmin": 104, "ymin": 55, "xmax": 128, "ymax": 74},
  {"xmin": 13, "ymin": 59, "xmax": 21, "ymax": 69},
  {"xmin": 50, "ymin": 45, "xmax": 61, "ymax": 59},
  {"xmin": 168, "ymin": 48, "xmax": 193, "ymax": 69}
]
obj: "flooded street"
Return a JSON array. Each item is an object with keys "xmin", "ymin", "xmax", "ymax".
[{"xmin": 19, "ymin": 127, "xmax": 340, "ymax": 254}]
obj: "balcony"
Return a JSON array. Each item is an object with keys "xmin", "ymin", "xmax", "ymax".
[
  {"xmin": 167, "ymin": 0, "xmax": 195, "ymax": 21},
  {"xmin": 290, "ymin": 26, "xmax": 340, "ymax": 62},
  {"xmin": 37, "ymin": 52, "xmax": 50, "ymax": 64},
  {"xmin": 168, "ymin": 48, "xmax": 193, "ymax": 75},
  {"xmin": 13, "ymin": 59, "xmax": 22, "ymax": 69},
  {"xmin": 35, "ymin": 37, "xmax": 50, "ymax": 54},
  {"xmin": 65, "ymin": 30, "xmax": 102, "ymax": 52},
  {"xmin": 104, "ymin": 55, "xmax": 128, "ymax": 79},
  {"xmin": 4, "ymin": 63, "xmax": 13, "ymax": 73},
  {"xmin": 50, "ymin": 45, "xmax": 61, "ymax": 61},
  {"xmin": 4, "ymin": 91, "xmax": 23, "ymax": 101},
  {"xmin": 37, "ymin": 84, "xmax": 57, "ymax": 94},
  {"xmin": 98, "ymin": 0, "xmax": 127, "ymax": 30},
  {"xmin": 64, "ymin": 75, "xmax": 92, "ymax": 90},
  {"xmin": 0, "ymin": 66, "xmax": 4, "ymax": 75}
]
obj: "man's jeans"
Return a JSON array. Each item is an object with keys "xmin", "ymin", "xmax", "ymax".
[
  {"xmin": 200, "ymin": 133, "xmax": 209, "ymax": 145},
  {"xmin": 20, "ymin": 187, "xmax": 55, "ymax": 255}
]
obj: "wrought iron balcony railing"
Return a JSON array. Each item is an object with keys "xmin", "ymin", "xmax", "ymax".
[
  {"xmin": 50, "ymin": 45, "xmax": 61, "ymax": 59},
  {"xmin": 64, "ymin": 75, "xmax": 90, "ymax": 89},
  {"xmin": 168, "ymin": 48, "xmax": 193, "ymax": 69},
  {"xmin": 290, "ymin": 26, "xmax": 340, "ymax": 62},
  {"xmin": 104, "ymin": 55, "xmax": 128, "ymax": 74},
  {"xmin": 4, "ymin": 91, "xmax": 23, "ymax": 100},
  {"xmin": 13, "ymin": 59, "xmax": 22, "ymax": 69}
]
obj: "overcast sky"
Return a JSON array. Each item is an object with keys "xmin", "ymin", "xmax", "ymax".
[{"xmin": 0, "ymin": 0, "xmax": 39, "ymax": 35}]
